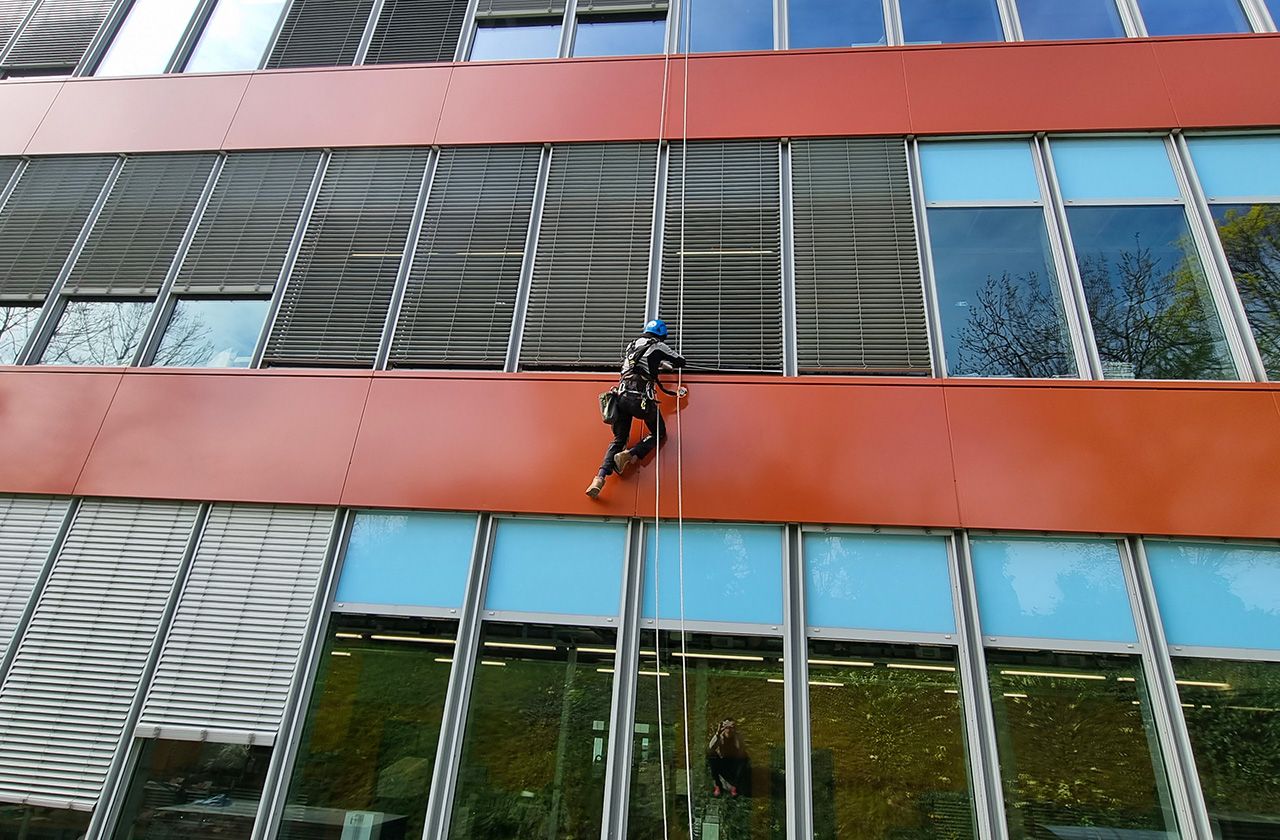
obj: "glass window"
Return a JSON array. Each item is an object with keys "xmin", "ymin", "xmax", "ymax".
[
  {"xmin": 151, "ymin": 297, "xmax": 268, "ymax": 368},
  {"xmin": 1268, "ymin": 0, "xmax": 1280, "ymax": 23},
  {"xmin": 1173, "ymin": 657, "xmax": 1280, "ymax": 836},
  {"xmin": 279, "ymin": 615, "xmax": 456, "ymax": 840},
  {"xmin": 987, "ymin": 650, "xmax": 1178, "ymax": 839},
  {"xmin": 110, "ymin": 738, "xmax": 271, "ymax": 839},
  {"xmin": 487, "ymin": 519, "xmax": 627, "ymax": 617},
  {"xmin": 1068, "ymin": 204, "xmax": 1237, "ymax": 380},
  {"xmin": 37, "ymin": 300, "xmax": 153, "ymax": 366},
  {"xmin": 682, "ymin": 0, "xmax": 773, "ymax": 53},
  {"xmin": 644, "ymin": 523, "xmax": 784, "ymax": 625},
  {"xmin": 0, "ymin": 805, "xmax": 91, "ymax": 839},
  {"xmin": 1016, "ymin": 0, "xmax": 1125, "ymax": 40},
  {"xmin": 1188, "ymin": 135, "xmax": 1280, "ymax": 200},
  {"xmin": 928, "ymin": 207, "xmax": 1078, "ymax": 377},
  {"xmin": 628, "ymin": 630, "xmax": 785, "ymax": 840},
  {"xmin": 920, "ymin": 140, "xmax": 1042, "ymax": 204},
  {"xmin": 808, "ymin": 641, "xmax": 974, "ymax": 840},
  {"xmin": 1211, "ymin": 204, "xmax": 1280, "ymax": 379},
  {"xmin": 1145, "ymin": 541, "xmax": 1280, "ymax": 651},
  {"xmin": 335, "ymin": 512, "xmax": 478, "ymax": 611},
  {"xmin": 95, "ymin": 0, "xmax": 201, "ymax": 77},
  {"xmin": 900, "ymin": 0, "xmax": 1004, "ymax": 44},
  {"xmin": 0, "ymin": 304, "xmax": 39, "ymax": 364},
  {"xmin": 789, "ymin": 0, "xmax": 886, "ymax": 48},
  {"xmin": 1052, "ymin": 138, "xmax": 1181, "ymax": 202},
  {"xmin": 448, "ymin": 622, "xmax": 615, "ymax": 840},
  {"xmin": 1136, "ymin": 0, "xmax": 1250, "ymax": 35},
  {"xmin": 185, "ymin": 0, "xmax": 288, "ymax": 73},
  {"xmin": 470, "ymin": 19, "xmax": 563, "ymax": 60},
  {"xmin": 572, "ymin": 13, "xmax": 666, "ymax": 56},
  {"xmin": 804, "ymin": 532, "xmax": 956, "ymax": 634}
]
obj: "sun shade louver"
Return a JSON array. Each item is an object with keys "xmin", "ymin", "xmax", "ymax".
[
  {"xmin": 1, "ymin": 0, "xmax": 115, "ymax": 68},
  {"xmin": 265, "ymin": 0, "xmax": 376, "ymax": 68},
  {"xmin": 474, "ymin": 0, "xmax": 566, "ymax": 17},
  {"xmin": 0, "ymin": 496, "xmax": 70, "ymax": 665},
  {"xmin": 576, "ymin": 0, "xmax": 667, "ymax": 11},
  {"xmin": 0, "ymin": 1, "xmax": 38, "ymax": 57},
  {"xmin": 364, "ymin": 0, "xmax": 469, "ymax": 64}
]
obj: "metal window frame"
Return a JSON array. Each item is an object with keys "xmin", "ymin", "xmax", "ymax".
[
  {"xmin": 600, "ymin": 519, "xmax": 643, "ymax": 840},
  {"xmin": 79, "ymin": 0, "xmax": 207, "ymax": 78},
  {"xmin": 0, "ymin": 0, "xmax": 45, "ymax": 67},
  {"xmin": 374, "ymin": 147, "xmax": 438, "ymax": 370},
  {"xmin": 502, "ymin": 143, "xmax": 552, "ymax": 371},
  {"xmin": 258, "ymin": 0, "xmax": 378, "ymax": 69},
  {"xmin": 1003, "ymin": 0, "xmax": 1140, "ymax": 40},
  {"xmin": 1248, "ymin": 0, "xmax": 1278, "ymax": 29},
  {"xmin": 906, "ymin": 137, "xmax": 949, "ymax": 376}
]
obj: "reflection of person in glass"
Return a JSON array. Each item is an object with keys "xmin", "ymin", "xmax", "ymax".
[{"xmin": 707, "ymin": 718, "xmax": 748, "ymax": 797}]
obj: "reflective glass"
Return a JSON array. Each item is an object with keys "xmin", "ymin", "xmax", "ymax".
[
  {"xmin": 0, "ymin": 806, "xmax": 89, "ymax": 839},
  {"xmin": 111, "ymin": 739, "xmax": 271, "ymax": 838},
  {"xmin": 1212, "ymin": 204, "xmax": 1280, "ymax": 379},
  {"xmin": 185, "ymin": 0, "xmax": 288, "ymax": 73},
  {"xmin": 1189, "ymin": 135, "xmax": 1280, "ymax": 200},
  {"xmin": 644, "ymin": 523, "xmax": 784, "ymax": 625},
  {"xmin": 682, "ymin": 0, "xmax": 773, "ymax": 53},
  {"xmin": 152, "ymin": 297, "xmax": 268, "ymax": 368},
  {"xmin": 1016, "ymin": 0, "xmax": 1125, "ymax": 40},
  {"xmin": 487, "ymin": 519, "xmax": 627, "ymax": 616},
  {"xmin": 1052, "ymin": 137, "xmax": 1180, "ymax": 202},
  {"xmin": 928, "ymin": 207, "xmax": 1077, "ymax": 378},
  {"xmin": 1174, "ymin": 658, "xmax": 1280, "ymax": 836},
  {"xmin": 919, "ymin": 140, "xmax": 1041, "ymax": 204},
  {"xmin": 470, "ymin": 20, "xmax": 563, "ymax": 60},
  {"xmin": 1137, "ymin": 0, "xmax": 1250, "ymax": 35},
  {"xmin": 1146, "ymin": 541, "xmax": 1280, "ymax": 651},
  {"xmin": 901, "ymin": 0, "xmax": 1004, "ymax": 44},
  {"xmin": 629, "ymin": 631, "xmax": 785, "ymax": 840},
  {"xmin": 971, "ymin": 537, "xmax": 1136, "ymax": 642},
  {"xmin": 808, "ymin": 641, "xmax": 974, "ymax": 840},
  {"xmin": 0, "ymin": 304, "xmax": 39, "ymax": 364},
  {"xmin": 1269, "ymin": 0, "xmax": 1280, "ymax": 23},
  {"xmin": 95, "ymin": 0, "xmax": 201, "ymax": 77},
  {"xmin": 279, "ymin": 615, "xmax": 456, "ymax": 840},
  {"xmin": 988, "ymin": 651, "xmax": 1178, "ymax": 838},
  {"xmin": 448, "ymin": 623, "xmax": 615, "ymax": 840},
  {"xmin": 38, "ymin": 300, "xmax": 153, "ymax": 366},
  {"xmin": 789, "ymin": 0, "xmax": 886, "ymax": 48},
  {"xmin": 573, "ymin": 14, "xmax": 666, "ymax": 56},
  {"xmin": 336, "ymin": 511, "xmax": 477, "ymax": 610},
  {"xmin": 1068, "ymin": 205, "xmax": 1237, "ymax": 380}
]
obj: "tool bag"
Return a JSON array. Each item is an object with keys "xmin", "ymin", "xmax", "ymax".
[{"xmin": 598, "ymin": 388, "xmax": 618, "ymax": 424}]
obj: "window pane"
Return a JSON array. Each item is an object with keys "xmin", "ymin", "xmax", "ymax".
[
  {"xmin": 487, "ymin": 519, "xmax": 627, "ymax": 617},
  {"xmin": 1174, "ymin": 658, "xmax": 1280, "ymax": 836},
  {"xmin": 1137, "ymin": 0, "xmax": 1250, "ymax": 35},
  {"xmin": 0, "ymin": 806, "xmax": 90, "ymax": 839},
  {"xmin": 919, "ymin": 140, "xmax": 1041, "ymax": 204},
  {"xmin": 0, "ymin": 304, "xmax": 39, "ymax": 364},
  {"xmin": 279, "ymin": 615, "xmax": 456, "ymax": 840},
  {"xmin": 808, "ymin": 641, "xmax": 974, "ymax": 840},
  {"xmin": 1188, "ymin": 135, "xmax": 1280, "ymax": 200},
  {"xmin": 470, "ymin": 20, "xmax": 562, "ymax": 60},
  {"xmin": 1016, "ymin": 0, "xmax": 1125, "ymax": 40},
  {"xmin": 1211, "ymin": 204, "xmax": 1280, "ymax": 379},
  {"xmin": 1145, "ymin": 541, "xmax": 1280, "ymax": 651},
  {"xmin": 185, "ymin": 0, "xmax": 289, "ymax": 73},
  {"xmin": 38, "ymin": 300, "xmax": 153, "ymax": 366},
  {"xmin": 789, "ymin": 0, "xmax": 886, "ymax": 48},
  {"xmin": 1052, "ymin": 137, "xmax": 1180, "ymax": 202},
  {"xmin": 628, "ymin": 631, "xmax": 785, "ymax": 840},
  {"xmin": 644, "ymin": 523, "xmax": 785, "ymax": 625},
  {"xmin": 336, "ymin": 511, "xmax": 477, "ymax": 611},
  {"xmin": 110, "ymin": 739, "xmax": 271, "ymax": 838},
  {"xmin": 683, "ymin": 0, "xmax": 773, "ymax": 52},
  {"xmin": 448, "ymin": 623, "xmax": 615, "ymax": 840},
  {"xmin": 1068, "ymin": 205, "xmax": 1237, "ymax": 380},
  {"xmin": 152, "ymin": 297, "xmax": 268, "ymax": 368},
  {"xmin": 95, "ymin": 0, "xmax": 201, "ymax": 76},
  {"xmin": 987, "ymin": 651, "xmax": 1178, "ymax": 838},
  {"xmin": 1269, "ymin": 0, "xmax": 1280, "ymax": 23},
  {"xmin": 901, "ymin": 0, "xmax": 1004, "ymax": 44},
  {"xmin": 928, "ymin": 207, "xmax": 1078, "ymax": 378},
  {"xmin": 573, "ymin": 14, "xmax": 665, "ymax": 56}
]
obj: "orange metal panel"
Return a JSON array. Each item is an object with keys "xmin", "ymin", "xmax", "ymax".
[
  {"xmin": 1153, "ymin": 35, "xmax": 1280, "ymax": 129},
  {"xmin": 0, "ymin": 80, "xmax": 61, "ymax": 155}
]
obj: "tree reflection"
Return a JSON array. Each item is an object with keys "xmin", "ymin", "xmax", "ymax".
[
  {"xmin": 41, "ymin": 300, "xmax": 211, "ymax": 367},
  {"xmin": 0, "ymin": 305, "xmax": 39, "ymax": 364},
  {"xmin": 1214, "ymin": 204, "xmax": 1280, "ymax": 376},
  {"xmin": 954, "ymin": 270, "xmax": 1075, "ymax": 377}
]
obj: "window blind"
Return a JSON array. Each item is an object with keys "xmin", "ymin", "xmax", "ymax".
[
  {"xmin": 364, "ymin": 0, "xmax": 469, "ymax": 64},
  {"xmin": 0, "ymin": 496, "xmax": 70, "ymax": 666},
  {"xmin": 474, "ymin": 0, "xmax": 566, "ymax": 17},
  {"xmin": 265, "ymin": 0, "xmax": 375, "ymax": 68},
  {"xmin": 1, "ymin": 0, "xmax": 115, "ymax": 68},
  {"xmin": 0, "ymin": 1, "xmax": 38, "ymax": 57}
]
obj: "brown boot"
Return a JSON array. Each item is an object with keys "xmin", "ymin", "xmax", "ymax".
[
  {"xmin": 585, "ymin": 476, "xmax": 606, "ymax": 498},
  {"xmin": 613, "ymin": 450, "xmax": 635, "ymax": 475}
]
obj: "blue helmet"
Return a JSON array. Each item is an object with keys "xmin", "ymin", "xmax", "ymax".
[{"xmin": 643, "ymin": 318, "xmax": 668, "ymax": 339}]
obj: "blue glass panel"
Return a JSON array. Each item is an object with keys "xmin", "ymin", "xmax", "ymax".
[
  {"xmin": 643, "ymin": 523, "xmax": 784, "ymax": 624},
  {"xmin": 1146, "ymin": 542, "xmax": 1280, "ymax": 650},
  {"xmin": 469, "ymin": 21, "xmax": 562, "ymax": 60},
  {"xmin": 920, "ymin": 140, "xmax": 1041, "ymax": 204},
  {"xmin": 683, "ymin": 0, "xmax": 773, "ymax": 53},
  {"xmin": 971, "ymin": 537, "xmax": 1137, "ymax": 642},
  {"xmin": 486, "ymin": 519, "xmax": 627, "ymax": 616},
  {"xmin": 1051, "ymin": 137, "xmax": 1179, "ymax": 201},
  {"xmin": 153, "ymin": 298, "xmax": 270, "ymax": 368},
  {"xmin": 1269, "ymin": 0, "xmax": 1280, "ymax": 22},
  {"xmin": 1137, "ymin": 0, "xmax": 1250, "ymax": 35},
  {"xmin": 804, "ymin": 533, "xmax": 955, "ymax": 634},
  {"xmin": 789, "ymin": 0, "xmax": 886, "ymax": 48},
  {"xmin": 901, "ymin": 0, "xmax": 1004, "ymax": 44},
  {"xmin": 185, "ymin": 0, "xmax": 288, "ymax": 73},
  {"xmin": 336, "ymin": 512, "xmax": 477, "ymax": 609},
  {"xmin": 1189, "ymin": 136, "xmax": 1280, "ymax": 200},
  {"xmin": 573, "ymin": 15, "xmax": 666, "ymax": 56},
  {"xmin": 1016, "ymin": 0, "xmax": 1125, "ymax": 40}
]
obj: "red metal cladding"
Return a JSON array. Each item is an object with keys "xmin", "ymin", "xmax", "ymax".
[{"xmin": 0, "ymin": 80, "xmax": 60, "ymax": 156}]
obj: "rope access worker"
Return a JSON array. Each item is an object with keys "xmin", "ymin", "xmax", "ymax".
[{"xmin": 586, "ymin": 319, "xmax": 688, "ymax": 498}]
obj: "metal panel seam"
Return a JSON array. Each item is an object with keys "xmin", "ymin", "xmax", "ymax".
[
  {"xmin": 336, "ymin": 374, "xmax": 377, "ymax": 507},
  {"xmin": 939, "ymin": 383, "xmax": 965, "ymax": 528},
  {"xmin": 216, "ymin": 76, "xmax": 258, "ymax": 151},
  {"xmin": 17, "ymin": 80, "xmax": 66, "ymax": 157},
  {"xmin": 69, "ymin": 370, "xmax": 127, "ymax": 496},
  {"xmin": 1145, "ymin": 40, "xmax": 1183, "ymax": 129}
]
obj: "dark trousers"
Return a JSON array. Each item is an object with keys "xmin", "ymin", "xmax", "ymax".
[
  {"xmin": 599, "ymin": 391, "xmax": 667, "ymax": 477},
  {"xmin": 707, "ymin": 755, "xmax": 747, "ymax": 790}
]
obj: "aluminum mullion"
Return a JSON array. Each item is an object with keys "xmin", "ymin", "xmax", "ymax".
[
  {"xmin": 773, "ymin": 0, "xmax": 785, "ymax": 49},
  {"xmin": 557, "ymin": 0, "xmax": 577, "ymax": 56},
  {"xmin": 0, "ymin": 0, "xmax": 42, "ymax": 65},
  {"xmin": 779, "ymin": 141, "xmax": 797, "ymax": 377},
  {"xmin": 1242, "ymin": 0, "xmax": 1274, "ymax": 31},
  {"xmin": 1252, "ymin": 0, "xmax": 1278, "ymax": 30},
  {"xmin": 644, "ymin": 143, "xmax": 669, "ymax": 321},
  {"xmin": 352, "ymin": 0, "xmax": 387, "ymax": 64},
  {"xmin": 995, "ymin": 0, "xmax": 1020, "ymax": 40},
  {"xmin": 664, "ymin": 0, "xmax": 680, "ymax": 52},
  {"xmin": 453, "ymin": 0, "xmax": 483, "ymax": 59},
  {"xmin": 503, "ymin": 144, "xmax": 553, "ymax": 372},
  {"xmin": 600, "ymin": 519, "xmax": 644, "ymax": 840},
  {"xmin": 0, "ymin": 498, "xmax": 77, "ymax": 689},
  {"xmin": 883, "ymin": 0, "xmax": 902, "ymax": 45},
  {"xmin": 69, "ymin": 0, "xmax": 132, "ymax": 76},
  {"xmin": 258, "ymin": 0, "xmax": 298, "ymax": 68},
  {"xmin": 782, "ymin": 524, "xmax": 813, "ymax": 840},
  {"xmin": 906, "ymin": 138, "xmax": 948, "ymax": 377},
  {"xmin": 0, "ymin": 157, "xmax": 27, "ymax": 211},
  {"xmin": 1119, "ymin": 0, "xmax": 1149, "ymax": 36},
  {"xmin": 375, "ymin": 148, "xmax": 438, "ymax": 370},
  {"xmin": 164, "ymin": 0, "xmax": 218, "ymax": 73}
]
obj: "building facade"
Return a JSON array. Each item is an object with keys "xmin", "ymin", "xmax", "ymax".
[{"xmin": 0, "ymin": 0, "xmax": 1279, "ymax": 838}]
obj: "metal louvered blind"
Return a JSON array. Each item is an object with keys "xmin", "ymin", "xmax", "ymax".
[
  {"xmin": 390, "ymin": 145, "xmax": 540, "ymax": 368},
  {"xmin": 0, "ymin": 499, "xmax": 199, "ymax": 810},
  {"xmin": 365, "ymin": 0, "xmax": 468, "ymax": 64},
  {"xmin": 265, "ymin": 147, "xmax": 429, "ymax": 367},
  {"xmin": 577, "ymin": 0, "xmax": 666, "ymax": 10},
  {"xmin": 2, "ymin": 0, "xmax": 116, "ymax": 68},
  {"xmin": 0, "ymin": 496, "xmax": 69, "ymax": 664},
  {"xmin": 137, "ymin": 505, "xmax": 334, "ymax": 744},
  {"xmin": 522, "ymin": 142, "xmax": 655, "ymax": 369},
  {"xmin": 661, "ymin": 140, "xmax": 782, "ymax": 372},
  {"xmin": 0, "ymin": 1, "xmax": 38, "ymax": 57},
  {"xmin": 0, "ymin": 158, "xmax": 19, "ymax": 193},
  {"xmin": 265, "ymin": 0, "xmax": 375, "ymax": 68},
  {"xmin": 174, "ymin": 150, "xmax": 322, "ymax": 295},
  {"xmin": 63, "ymin": 154, "xmax": 217, "ymax": 297},
  {"xmin": 474, "ymin": 0, "xmax": 565, "ymax": 17},
  {"xmin": 0, "ymin": 156, "xmax": 115, "ymax": 303},
  {"xmin": 792, "ymin": 138, "xmax": 930, "ymax": 374}
]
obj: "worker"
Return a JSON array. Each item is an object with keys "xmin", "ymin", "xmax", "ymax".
[{"xmin": 586, "ymin": 319, "xmax": 687, "ymax": 499}]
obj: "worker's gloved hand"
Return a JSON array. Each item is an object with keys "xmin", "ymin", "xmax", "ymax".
[{"xmin": 677, "ymin": 386, "xmax": 689, "ymax": 398}]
